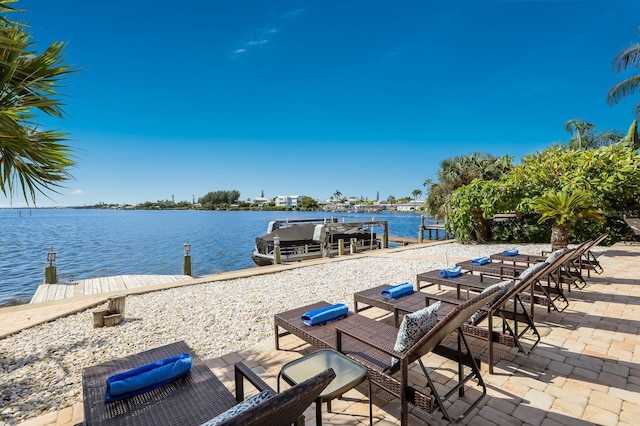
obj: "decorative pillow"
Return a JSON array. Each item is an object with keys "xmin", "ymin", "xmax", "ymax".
[
  {"xmin": 518, "ymin": 262, "xmax": 547, "ymax": 281},
  {"xmin": 201, "ymin": 390, "xmax": 271, "ymax": 426},
  {"xmin": 468, "ymin": 281, "xmax": 511, "ymax": 325},
  {"xmin": 545, "ymin": 248, "xmax": 568, "ymax": 265},
  {"xmin": 394, "ymin": 302, "xmax": 441, "ymax": 355}
]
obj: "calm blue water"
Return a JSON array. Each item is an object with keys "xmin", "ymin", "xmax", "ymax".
[{"xmin": 0, "ymin": 209, "xmax": 440, "ymax": 306}]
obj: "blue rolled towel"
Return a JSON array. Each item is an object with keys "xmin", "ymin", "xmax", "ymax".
[
  {"xmin": 301, "ymin": 303, "xmax": 348, "ymax": 326},
  {"xmin": 439, "ymin": 266, "xmax": 463, "ymax": 278},
  {"xmin": 502, "ymin": 249, "xmax": 519, "ymax": 256},
  {"xmin": 381, "ymin": 282, "xmax": 414, "ymax": 299},
  {"xmin": 105, "ymin": 353, "xmax": 192, "ymax": 402},
  {"xmin": 471, "ymin": 256, "xmax": 491, "ymax": 265}
]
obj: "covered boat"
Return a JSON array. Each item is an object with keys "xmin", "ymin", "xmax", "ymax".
[{"xmin": 251, "ymin": 219, "xmax": 380, "ymax": 266}]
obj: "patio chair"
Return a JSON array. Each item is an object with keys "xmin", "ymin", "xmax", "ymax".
[
  {"xmin": 624, "ymin": 217, "xmax": 640, "ymax": 244},
  {"xmin": 396, "ymin": 256, "xmax": 569, "ymax": 374},
  {"xmin": 82, "ymin": 340, "xmax": 334, "ymax": 426},
  {"xmin": 274, "ymin": 288, "xmax": 500, "ymax": 425},
  {"xmin": 354, "ymin": 253, "xmax": 572, "ymax": 374}
]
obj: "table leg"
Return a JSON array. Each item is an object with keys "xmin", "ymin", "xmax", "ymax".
[{"xmin": 316, "ymin": 398, "xmax": 322, "ymax": 426}]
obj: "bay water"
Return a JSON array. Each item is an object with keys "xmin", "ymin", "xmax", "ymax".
[{"xmin": 0, "ymin": 209, "xmax": 439, "ymax": 307}]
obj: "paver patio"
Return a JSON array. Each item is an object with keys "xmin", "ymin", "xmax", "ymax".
[{"xmin": 9, "ymin": 242, "xmax": 640, "ymax": 425}]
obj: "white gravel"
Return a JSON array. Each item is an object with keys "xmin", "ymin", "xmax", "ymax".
[{"xmin": 0, "ymin": 242, "xmax": 579, "ymax": 424}]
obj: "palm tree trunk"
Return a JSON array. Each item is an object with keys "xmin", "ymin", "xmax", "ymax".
[
  {"xmin": 551, "ymin": 223, "xmax": 570, "ymax": 251},
  {"xmin": 471, "ymin": 210, "xmax": 491, "ymax": 243}
]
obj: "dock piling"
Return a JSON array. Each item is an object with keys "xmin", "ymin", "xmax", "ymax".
[
  {"xmin": 44, "ymin": 248, "xmax": 57, "ymax": 284},
  {"xmin": 183, "ymin": 242, "xmax": 193, "ymax": 276}
]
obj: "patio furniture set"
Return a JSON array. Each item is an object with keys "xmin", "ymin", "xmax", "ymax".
[{"xmin": 80, "ymin": 236, "xmax": 606, "ymax": 425}]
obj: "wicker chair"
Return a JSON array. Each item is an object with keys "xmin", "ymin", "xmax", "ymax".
[
  {"xmin": 82, "ymin": 341, "xmax": 334, "ymax": 426},
  {"xmin": 274, "ymin": 289, "xmax": 500, "ymax": 425}
]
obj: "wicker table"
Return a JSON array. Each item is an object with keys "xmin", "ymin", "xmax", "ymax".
[
  {"xmin": 82, "ymin": 341, "xmax": 234, "ymax": 426},
  {"xmin": 353, "ymin": 285, "xmax": 429, "ymax": 313},
  {"xmin": 278, "ymin": 349, "xmax": 372, "ymax": 426},
  {"xmin": 416, "ymin": 270, "xmax": 503, "ymax": 298}
]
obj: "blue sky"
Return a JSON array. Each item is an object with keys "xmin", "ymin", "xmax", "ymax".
[{"xmin": 3, "ymin": 0, "xmax": 640, "ymax": 207}]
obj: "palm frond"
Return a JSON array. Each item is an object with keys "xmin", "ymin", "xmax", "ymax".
[
  {"xmin": 606, "ymin": 75, "xmax": 640, "ymax": 106},
  {"xmin": 611, "ymin": 43, "xmax": 640, "ymax": 73}
]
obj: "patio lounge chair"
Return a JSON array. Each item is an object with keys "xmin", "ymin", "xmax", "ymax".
[
  {"xmin": 82, "ymin": 340, "xmax": 334, "ymax": 426},
  {"xmin": 274, "ymin": 288, "xmax": 501, "ymax": 425},
  {"xmin": 353, "ymin": 252, "xmax": 573, "ymax": 374},
  {"xmin": 396, "ymin": 257, "xmax": 570, "ymax": 374},
  {"xmin": 491, "ymin": 234, "xmax": 608, "ymax": 279},
  {"xmin": 624, "ymin": 218, "xmax": 640, "ymax": 243}
]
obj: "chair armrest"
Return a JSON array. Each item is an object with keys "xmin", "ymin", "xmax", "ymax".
[{"xmin": 234, "ymin": 362, "xmax": 276, "ymax": 402}]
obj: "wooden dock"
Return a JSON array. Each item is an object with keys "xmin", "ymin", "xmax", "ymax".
[{"xmin": 30, "ymin": 274, "xmax": 193, "ymax": 304}]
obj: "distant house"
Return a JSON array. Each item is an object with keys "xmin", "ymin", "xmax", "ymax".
[
  {"xmin": 275, "ymin": 195, "xmax": 301, "ymax": 208},
  {"xmin": 249, "ymin": 197, "xmax": 269, "ymax": 207},
  {"xmin": 396, "ymin": 199, "xmax": 425, "ymax": 212}
]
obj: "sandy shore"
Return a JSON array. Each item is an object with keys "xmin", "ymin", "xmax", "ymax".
[{"xmin": 0, "ymin": 242, "xmax": 562, "ymax": 424}]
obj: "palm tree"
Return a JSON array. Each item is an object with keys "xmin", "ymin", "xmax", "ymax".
[
  {"xmin": 563, "ymin": 119, "xmax": 621, "ymax": 149},
  {"xmin": 564, "ymin": 119, "xmax": 595, "ymax": 149},
  {"xmin": 333, "ymin": 190, "xmax": 342, "ymax": 202},
  {"xmin": 0, "ymin": 1, "xmax": 76, "ymax": 205},
  {"xmin": 607, "ymin": 31, "xmax": 640, "ymax": 117},
  {"xmin": 531, "ymin": 190, "xmax": 605, "ymax": 251},
  {"xmin": 412, "ymin": 189, "xmax": 422, "ymax": 200},
  {"xmin": 424, "ymin": 153, "xmax": 512, "ymax": 221}
]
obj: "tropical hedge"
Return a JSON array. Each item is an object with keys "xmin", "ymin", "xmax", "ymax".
[{"xmin": 446, "ymin": 143, "xmax": 640, "ymax": 244}]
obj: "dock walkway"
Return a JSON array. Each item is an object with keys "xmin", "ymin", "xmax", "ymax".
[{"xmin": 30, "ymin": 274, "xmax": 192, "ymax": 303}]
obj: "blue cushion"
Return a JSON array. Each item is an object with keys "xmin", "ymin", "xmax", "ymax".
[
  {"xmin": 439, "ymin": 266, "xmax": 462, "ymax": 278},
  {"xmin": 394, "ymin": 302, "xmax": 441, "ymax": 354},
  {"xmin": 301, "ymin": 303, "xmax": 348, "ymax": 326},
  {"xmin": 105, "ymin": 353, "xmax": 192, "ymax": 402},
  {"xmin": 502, "ymin": 249, "xmax": 519, "ymax": 256},
  {"xmin": 381, "ymin": 282, "xmax": 414, "ymax": 299},
  {"xmin": 201, "ymin": 390, "xmax": 271, "ymax": 426},
  {"xmin": 471, "ymin": 256, "xmax": 490, "ymax": 265}
]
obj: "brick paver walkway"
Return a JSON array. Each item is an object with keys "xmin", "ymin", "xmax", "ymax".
[{"xmin": 9, "ymin": 242, "xmax": 640, "ymax": 425}]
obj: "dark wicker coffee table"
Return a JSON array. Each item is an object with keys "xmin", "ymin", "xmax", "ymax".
[
  {"xmin": 353, "ymin": 285, "xmax": 428, "ymax": 313},
  {"xmin": 416, "ymin": 270, "xmax": 503, "ymax": 298},
  {"xmin": 82, "ymin": 341, "xmax": 234, "ymax": 426}
]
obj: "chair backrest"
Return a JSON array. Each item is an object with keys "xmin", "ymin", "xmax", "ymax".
[
  {"xmin": 625, "ymin": 218, "xmax": 640, "ymax": 236},
  {"xmin": 489, "ymin": 247, "xmax": 577, "ymax": 311},
  {"xmin": 224, "ymin": 368, "xmax": 335, "ymax": 426},
  {"xmin": 407, "ymin": 285, "xmax": 501, "ymax": 360}
]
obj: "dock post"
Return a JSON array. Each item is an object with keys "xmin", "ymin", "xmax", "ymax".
[
  {"xmin": 381, "ymin": 221, "xmax": 389, "ymax": 248},
  {"xmin": 183, "ymin": 242, "xmax": 193, "ymax": 276},
  {"xmin": 44, "ymin": 249, "xmax": 57, "ymax": 284},
  {"xmin": 435, "ymin": 222, "xmax": 440, "ymax": 240},
  {"xmin": 338, "ymin": 239, "xmax": 345, "ymax": 256},
  {"xmin": 273, "ymin": 235, "xmax": 282, "ymax": 264},
  {"xmin": 350, "ymin": 238, "xmax": 357, "ymax": 254},
  {"xmin": 418, "ymin": 215, "xmax": 424, "ymax": 243}
]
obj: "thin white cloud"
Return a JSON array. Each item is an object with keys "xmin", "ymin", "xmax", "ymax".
[
  {"xmin": 70, "ymin": 189, "xmax": 84, "ymax": 195},
  {"xmin": 232, "ymin": 8, "xmax": 304, "ymax": 56}
]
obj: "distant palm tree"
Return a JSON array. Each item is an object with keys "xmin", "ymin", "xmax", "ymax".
[
  {"xmin": 607, "ymin": 31, "xmax": 640, "ymax": 117},
  {"xmin": 564, "ymin": 119, "xmax": 621, "ymax": 149},
  {"xmin": 0, "ymin": 1, "xmax": 77, "ymax": 204},
  {"xmin": 531, "ymin": 190, "xmax": 605, "ymax": 251},
  {"xmin": 333, "ymin": 190, "xmax": 342, "ymax": 201},
  {"xmin": 424, "ymin": 153, "xmax": 512, "ymax": 221},
  {"xmin": 412, "ymin": 189, "xmax": 422, "ymax": 200},
  {"xmin": 564, "ymin": 119, "xmax": 595, "ymax": 149}
]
